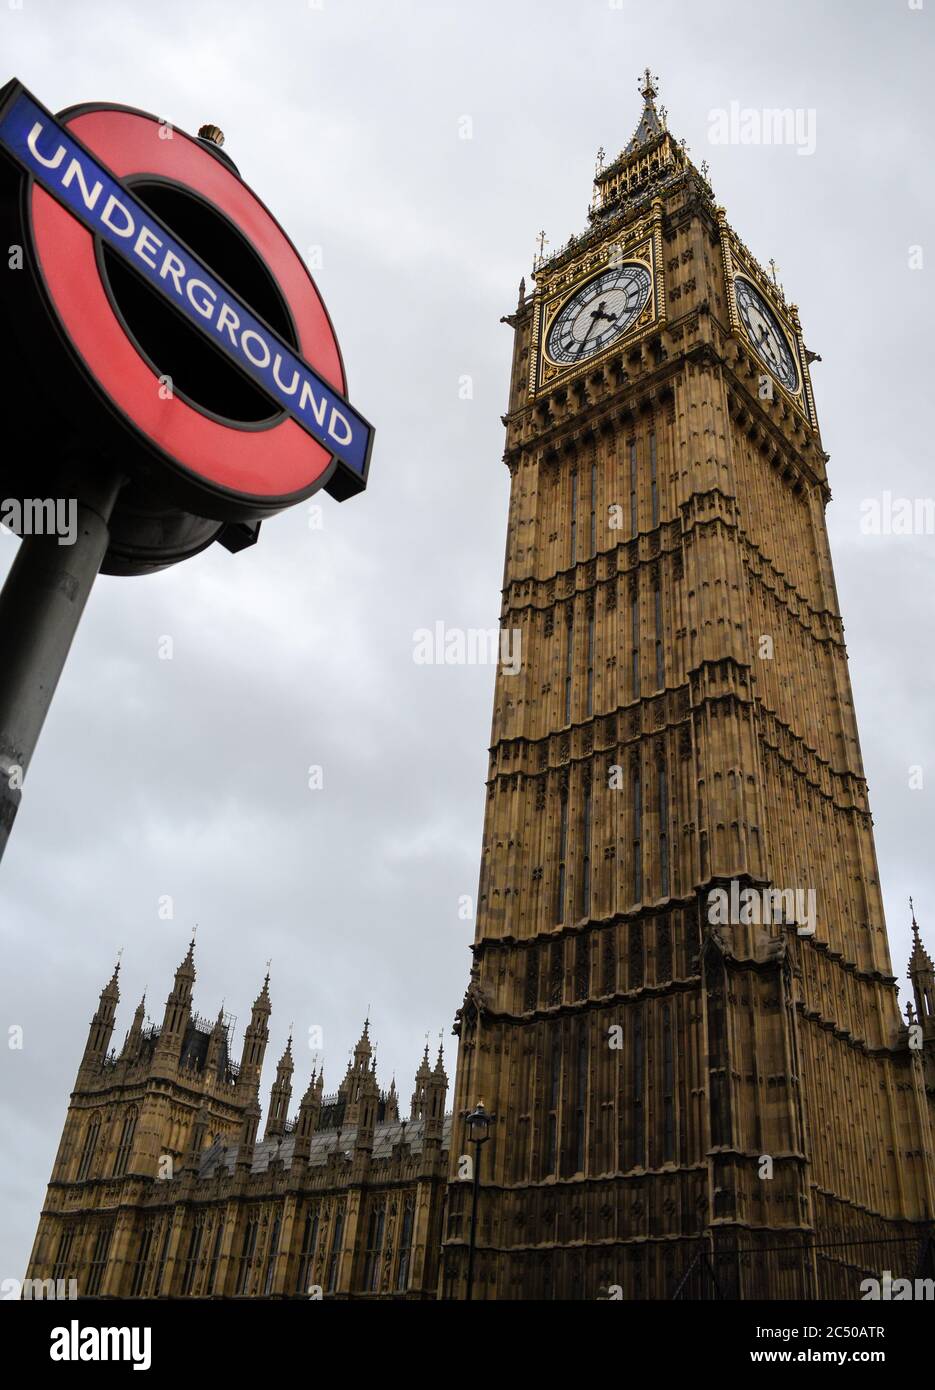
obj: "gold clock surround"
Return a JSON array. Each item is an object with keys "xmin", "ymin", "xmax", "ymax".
[
  {"xmin": 530, "ymin": 223, "xmax": 663, "ymax": 395},
  {"xmin": 717, "ymin": 210, "xmax": 816, "ymax": 426}
]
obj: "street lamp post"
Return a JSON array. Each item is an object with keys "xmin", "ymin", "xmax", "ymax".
[{"xmin": 464, "ymin": 1101, "xmax": 492, "ymax": 1301}]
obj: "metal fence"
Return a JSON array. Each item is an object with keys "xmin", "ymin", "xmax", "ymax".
[{"xmin": 672, "ymin": 1231, "xmax": 935, "ymax": 1300}]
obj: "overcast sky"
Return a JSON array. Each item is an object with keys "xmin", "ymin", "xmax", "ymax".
[{"xmin": 1, "ymin": 0, "xmax": 933, "ymax": 1281}]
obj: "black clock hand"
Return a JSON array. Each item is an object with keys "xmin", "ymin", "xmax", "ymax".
[
  {"xmin": 576, "ymin": 311, "xmax": 600, "ymax": 357},
  {"xmin": 577, "ymin": 301, "xmax": 617, "ymax": 357},
  {"xmin": 755, "ymin": 324, "xmax": 778, "ymax": 361}
]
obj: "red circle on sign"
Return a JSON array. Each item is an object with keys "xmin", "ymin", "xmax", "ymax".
[{"xmin": 28, "ymin": 105, "xmax": 346, "ymax": 509}]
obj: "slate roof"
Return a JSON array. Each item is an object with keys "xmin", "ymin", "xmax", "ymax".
[{"xmin": 197, "ymin": 1114, "xmax": 452, "ymax": 1178}]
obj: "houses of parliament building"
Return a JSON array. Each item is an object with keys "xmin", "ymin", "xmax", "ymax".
[{"xmin": 26, "ymin": 75, "xmax": 935, "ymax": 1300}]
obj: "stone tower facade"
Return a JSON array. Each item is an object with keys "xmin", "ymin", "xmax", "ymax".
[
  {"xmin": 442, "ymin": 74, "xmax": 935, "ymax": 1299},
  {"xmin": 27, "ymin": 946, "xmax": 450, "ymax": 1298}
]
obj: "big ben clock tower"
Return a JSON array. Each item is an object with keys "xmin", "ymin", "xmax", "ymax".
[{"xmin": 443, "ymin": 73, "xmax": 935, "ymax": 1300}]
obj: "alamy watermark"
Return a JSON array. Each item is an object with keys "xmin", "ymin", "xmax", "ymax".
[
  {"xmin": 708, "ymin": 102, "xmax": 817, "ymax": 157},
  {"xmin": 412, "ymin": 622, "xmax": 522, "ymax": 675},
  {"xmin": 49, "ymin": 1321, "xmax": 151, "ymax": 1370},
  {"xmin": 860, "ymin": 1271, "xmax": 935, "ymax": 1300},
  {"xmin": 0, "ymin": 497, "xmax": 77, "ymax": 545},
  {"xmin": 1, "ymin": 1275, "xmax": 78, "ymax": 1299},
  {"xmin": 707, "ymin": 881, "xmax": 816, "ymax": 936},
  {"xmin": 859, "ymin": 491, "xmax": 935, "ymax": 536}
]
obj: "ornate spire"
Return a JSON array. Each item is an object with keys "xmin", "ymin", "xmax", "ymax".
[
  {"xmin": 238, "ymin": 969, "xmax": 271, "ymax": 1093},
  {"xmin": 410, "ymin": 1039, "xmax": 433, "ymax": 1121},
  {"xmin": 908, "ymin": 897, "xmax": 932, "ymax": 968},
  {"xmin": 907, "ymin": 897, "xmax": 935, "ymax": 1039},
  {"xmin": 251, "ymin": 969, "xmax": 272, "ymax": 1016},
  {"xmin": 99, "ymin": 956, "xmax": 121, "ymax": 1003},
  {"xmin": 352, "ymin": 1016, "xmax": 373, "ymax": 1063},
  {"xmin": 581, "ymin": 69, "xmax": 695, "ymax": 230},
  {"xmin": 625, "ymin": 68, "xmax": 665, "ymax": 154},
  {"xmin": 82, "ymin": 956, "xmax": 122, "ymax": 1065},
  {"xmin": 176, "ymin": 938, "xmax": 196, "ymax": 980},
  {"xmin": 119, "ymin": 991, "xmax": 147, "ymax": 1060},
  {"xmin": 383, "ymin": 1074, "xmax": 400, "ymax": 1123},
  {"xmin": 265, "ymin": 1034, "xmax": 295, "ymax": 1141}
]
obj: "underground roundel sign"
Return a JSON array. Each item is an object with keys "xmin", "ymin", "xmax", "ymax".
[{"xmin": 0, "ymin": 79, "xmax": 374, "ymax": 518}]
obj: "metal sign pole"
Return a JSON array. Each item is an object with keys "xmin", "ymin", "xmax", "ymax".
[{"xmin": 0, "ymin": 470, "xmax": 123, "ymax": 864}]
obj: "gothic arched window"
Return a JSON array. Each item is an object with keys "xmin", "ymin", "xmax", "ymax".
[
  {"xmin": 112, "ymin": 1108, "xmax": 137, "ymax": 1177},
  {"xmin": 327, "ymin": 1208, "xmax": 345, "ymax": 1293},
  {"xmin": 580, "ymin": 773, "xmax": 592, "ymax": 919},
  {"xmin": 396, "ymin": 1200, "xmax": 414, "ymax": 1291},
  {"xmin": 362, "ymin": 1203, "xmax": 385, "ymax": 1293},
  {"xmin": 76, "ymin": 1113, "xmax": 101, "ymax": 1181},
  {"xmin": 262, "ymin": 1212, "xmax": 281, "ymax": 1296},
  {"xmin": 296, "ymin": 1207, "xmax": 319, "ymax": 1295},
  {"xmin": 181, "ymin": 1216, "xmax": 205, "ymax": 1297},
  {"xmin": 236, "ymin": 1212, "xmax": 259, "ymax": 1295}
]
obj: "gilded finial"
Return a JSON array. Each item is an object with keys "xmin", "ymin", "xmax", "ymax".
[{"xmin": 640, "ymin": 68, "xmax": 658, "ymax": 102}]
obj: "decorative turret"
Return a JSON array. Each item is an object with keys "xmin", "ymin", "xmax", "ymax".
[
  {"xmin": 264, "ymin": 1035, "xmax": 294, "ymax": 1140},
  {"xmin": 183, "ymin": 1099, "xmax": 211, "ymax": 1174},
  {"xmin": 340, "ymin": 1017, "xmax": 376, "ymax": 1126},
  {"xmin": 155, "ymin": 939, "xmax": 195, "ymax": 1061},
  {"xmin": 237, "ymin": 971, "xmax": 271, "ymax": 1096},
  {"xmin": 625, "ymin": 68, "xmax": 667, "ymax": 151},
  {"xmin": 352, "ymin": 1016, "xmax": 372, "ymax": 1068},
  {"xmin": 235, "ymin": 1096, "xmax": 261, "ymax": 1172},
  {"xmin": 586, "ymin": 69, "xmax": 698, "ymax": 228},
  {"xmin": 205, "ymin": 1005, "xmax": 227, "ymax": 1077},
  {"xmin": 293, "ymin": 1068, "xmax": 324, "ymax": 1163},
  {"xmin": 354, "ymin": 1063, "xmax": 380, "ymax": 1155},
  {"xmin": 410, "ymin": 1042, "xmax": 432, "ymax": 1121},
  {"xmin": 908, "ymin": 899, "xmax": 935, "ymax": 1040},
  {"xmin": 424, "ymin": 1039, "xmax": 448, "ymax": 1143},
  {"xmin": 120, "ymin": 993, "xmax": 146, "ymax": 1061},
  {"xmin": 82, "ymin": 958, "xmax": 120, "ymax": 1068},
  {"xmin": 383, "ymin": 1077, "xmax": 399, "ymax": 1124}
]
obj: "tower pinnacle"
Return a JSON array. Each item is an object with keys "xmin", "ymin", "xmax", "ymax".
[{"xmin": 624, "ymin": 68, "xmax": 666, "ymax": 154}]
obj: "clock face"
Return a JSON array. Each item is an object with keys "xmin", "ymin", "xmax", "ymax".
[
  {"xmin": 734, "ymin": 276, "xmax": 799, "ymax": 392},
  {"xmin": 546, "ymin": 264, "xmax": 652, "ymax": 365}
]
